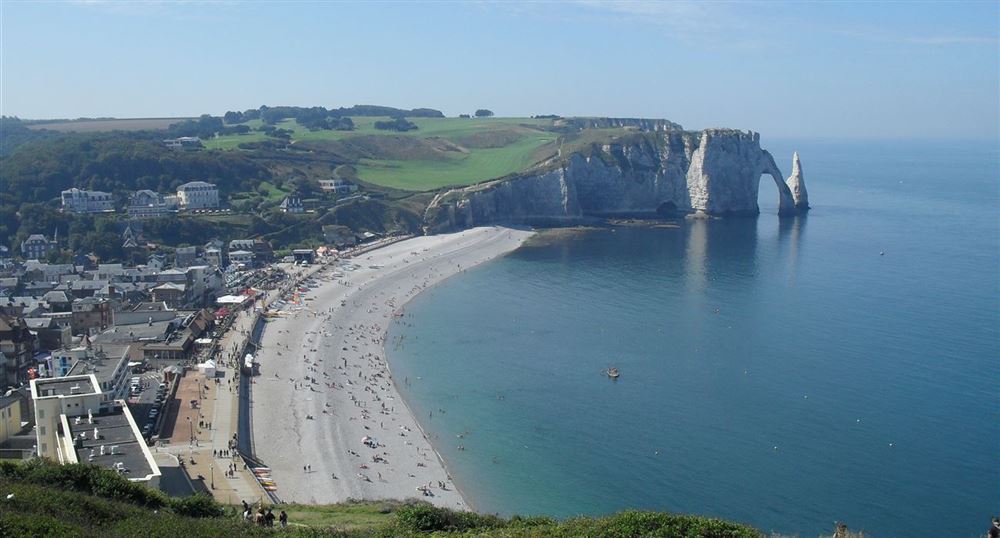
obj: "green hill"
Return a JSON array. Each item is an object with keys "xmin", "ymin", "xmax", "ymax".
[
  {"xmin": 205, "ymin": 116, "xmax": 565, "ymax": 191},
  {"xmin": 0, "ymin": 460, "xmax": 764, "ymax": 537},
  {"xmin": 0, "ymin": 109, "xmax": 678, "ymax": 259}
]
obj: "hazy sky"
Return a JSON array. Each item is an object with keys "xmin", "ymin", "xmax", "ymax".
[{"xmin": 2, "ymin": 1, "xmax": 997, "ymax": 139}]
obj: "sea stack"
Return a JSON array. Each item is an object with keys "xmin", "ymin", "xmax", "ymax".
[{"xmin": 786, "ymin": 151, "xmax": 810, "ymax": 211}]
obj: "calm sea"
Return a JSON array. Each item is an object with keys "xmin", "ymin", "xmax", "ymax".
[{"xmin": 386, "ymin": 139, "xmax": 999, "ymax": 537}]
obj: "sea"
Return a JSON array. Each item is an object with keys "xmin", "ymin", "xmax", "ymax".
[{"xmin": 385, "ymin": 139, "xmax": 999, "ymax": 537}]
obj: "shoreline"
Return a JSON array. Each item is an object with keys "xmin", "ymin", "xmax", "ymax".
[{"xmin": 250, "ymin": 226, "xmax": 534, "ymax": 508}]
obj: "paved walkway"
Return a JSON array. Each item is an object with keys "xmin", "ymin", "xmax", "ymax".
[{"xmin": 158, "ymin": 262, "xmax": 326, "ymax": 506}]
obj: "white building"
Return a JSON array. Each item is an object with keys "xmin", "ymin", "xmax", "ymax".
[
  {"xmin": 176, "ymin": 181, "xmax": 219, "ymax": 210},
  {"xmin": 279, "ymin": 196, "xmax": 304, "ymax": 214},
  {"xmin": 163, "ymin": 137, "xmax": 202, "ymax": 150},
  {"xmin": 30, "ymin": 375, "xmax": 160, "ymax": 482},
  {"xmin": 228, "ymin": 250, "xmax": 253, "ymax": 267},
  {"xmin": 128, "ymin": 190, "xmax": 179, "ymax": 218},
  {"xmin": 61, "ymin": 188, "xmax": 114, "ymax": 213},
  {"xmin": 319, "ymin": 179, "xmax": 358, "ymax": 195}
]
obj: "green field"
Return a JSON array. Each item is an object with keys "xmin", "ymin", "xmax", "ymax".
[{"xmin": 204, "ymin": 117, "xmax": 562, "ymax": 191}]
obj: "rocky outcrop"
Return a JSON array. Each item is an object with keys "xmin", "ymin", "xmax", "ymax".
[
  {"xmin": 786, "ymin": 151, "xmax": 809, "ymax": 210},
  {"xmin": 424, "ymin": 129, "xmax": 807, "ymax": 234}
]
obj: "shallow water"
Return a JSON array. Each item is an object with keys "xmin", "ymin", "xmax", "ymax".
[{"xmin": 386, "ymin": 139, "xmax": 999, "ymax": 536}]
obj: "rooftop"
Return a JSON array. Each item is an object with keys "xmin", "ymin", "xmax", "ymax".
[
  {"xmin": 32, "ymin": 376, "xmax": 99, "ymax": 398},
  {"xmin": 66, "ymin": 406, "xmax": 157, "ymax": 481},
  {"xmin": 91, "ymin": 319, "xmax": 175, "ymax": 343},
  {"xmin": 66, "ymin": 347, "xmax": 129, "ymax": 385}
]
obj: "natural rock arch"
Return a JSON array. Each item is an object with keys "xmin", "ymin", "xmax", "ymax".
[{"xmin": 760, "ymin": 151, "xmax": 797, "ymax": 216}]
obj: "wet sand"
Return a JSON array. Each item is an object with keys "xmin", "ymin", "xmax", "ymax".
[{"xmin": 251, "ymin": 227, "xmax": 533, "ymax": 507}]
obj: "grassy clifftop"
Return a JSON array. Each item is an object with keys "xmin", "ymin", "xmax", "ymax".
[{"xmin": 0, "ymin": 460, "xmax": 763, "ymax": 537}]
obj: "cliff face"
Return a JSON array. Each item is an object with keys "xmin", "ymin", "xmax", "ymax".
[
  {"xmin": 786, "ymin": 151, "xmax": 810, "ymax": 210},
  {"xmin": 424, "ymin": 129, "xmax": 808, "ymax": 234}
]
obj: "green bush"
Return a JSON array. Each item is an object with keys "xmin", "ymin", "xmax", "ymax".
[
  {"xmin": 0, "ymin": 460, "xmax": 767, "ymax": 538},
  {"xmin": 170, "ymin": 492, "xmax": 225, "ymax": 518},
  {"xmin": 554, "ymin": 510, "xmax": 762, "ymax": 538},
  {"xmin": 394, "ymin": 504, "xmax": 506, "ymax": 533},
  {"xmin": 0, "ymin": 459, "xmax": 169, "ymax": 510}
]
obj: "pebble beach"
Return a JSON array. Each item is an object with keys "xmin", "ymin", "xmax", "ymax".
[{"xmin": 250, "ymin": 226, "xmax": 533, "ymax": 507}]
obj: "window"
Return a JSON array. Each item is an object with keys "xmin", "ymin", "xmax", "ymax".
[
  {"xmin": 41, "ymin": 443, "xmax": 47, "ymax": 452},
  {"xmin": 39, "ymin": 426, "xmax": 45, "ymax": 436},
  {"xmin": 38, "ymin": 409, "xmax": 44, "ymax": 419}
]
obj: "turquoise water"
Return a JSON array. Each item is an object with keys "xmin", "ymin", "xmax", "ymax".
[{"xmin": 386, "ymin": 140, "xmax": 999, "ymax": 537}]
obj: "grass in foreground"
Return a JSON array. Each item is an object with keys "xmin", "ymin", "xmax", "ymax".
[{"xmin": 0, "ymin": 460, "xmax": 767, "ymax": 537}]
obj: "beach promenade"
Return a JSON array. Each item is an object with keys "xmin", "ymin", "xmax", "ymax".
[
  {"xmin": 250, "ymin": 226, "xmax": 533, "ymax": 507},
  {"xmin": 156, "ymin": 262, "xmax": 321, "ymax": 505}
]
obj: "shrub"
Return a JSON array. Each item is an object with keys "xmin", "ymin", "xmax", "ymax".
[
  {"xmin": 170, "ymin": 493, "xmax": 225, "ymax": 518},
  {"xmin": 394, "ymin": 505, "xmax": 506, "ymax": 533}
]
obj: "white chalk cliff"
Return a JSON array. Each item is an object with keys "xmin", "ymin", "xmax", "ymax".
[
  {"xmin": 786, "ymin": 151, "xmax": 810, "ymax": 210},
  {"xmin": 424, "ymin": 128, "xmax": 809, "ymax": 233}
]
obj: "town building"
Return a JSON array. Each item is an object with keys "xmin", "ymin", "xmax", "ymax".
[
  {"xmin": 127, "ymin": 190, "xmax": 178, "ymax": 218},
  {"xmin": 176, "ymin": 181, "xmax": 219, "ymax": 210},
  {"xmin": 21, "ymin": 234, "xmax": 54, "ymax": 260},
  {"xmin": 30, "ymin": 375, "xmax": 160, "ymax": 482},
  {"xmin": 0, "ymin": 391, "xmax": 24, "ymax": 447},
  {"xmin": 71, "ymin": 298, "xmax": 114, "ymax": 336},
  {"xmin": 150, "ymin": 283, "xmax": 186, "ymax": 308},
  {"xmin": 162, "ymin": 137, "xmax": 202, "ymax": 150},
  {"xmin": 319, "ymin": 179, "xmax": 358, "ymax": 194},
  {"xmin": 24, "ymin": 317, "xmax": 72, "ymax": 352},
  {"xmin": 229, "ymin": 239, "xmax": 272, "ymax": 264},
  {"xmin": 174, "ymin": 246, "xmax": 198, "ymax": 268},
  {"xmin": 279, "ymin": 196, "xmax": 304, "ymax": 213},
  {"xmin": 292, "ymin": 249, "xmax": 316, "ymax": 264},
  {"xmin": 0, "ymin": 315, "xmax": 36, "ymax": 388},
  {"xmin": 228, "ymin": 250, "xmax": 253, "ymax": 268},
  {"xmin": 64, "ymin": 345, "xmax": 132, "ymax": 404},
  {"xmin": 61, "ymin": 188, "xmax": 114, "ymax": 214},
  {"xmin": 203, "ymin": 247, "xmax": 223, "ymax": 268}
]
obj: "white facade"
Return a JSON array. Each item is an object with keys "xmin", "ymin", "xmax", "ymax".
[
  {"xmin": 31, "ymin": 375, "xmax": 103, "ymax": 461},
  {"xmin": 30, "ymin": 375, "xmax": 160, "ymax": 482},
  {"xmin": 61, "ymin": 188, "xmax": 114, "ymax": 213},
  {"xmin": 176, "ymin": 181, "xmax": 219, "ymax": 210},
  {"xmin": 128, "ymin": 190, "xmax": 179, "ymax": 218},
  {"xmin": 319, "ymin": 179, "xmax": 358, "ymax": 194},
  {"xmin": 163, "ymin": 137, "xmax": 202, "ymax": 149},
  {"xmin": 228, "ymin": 250, "xmax": 253, "ymax": 266}
]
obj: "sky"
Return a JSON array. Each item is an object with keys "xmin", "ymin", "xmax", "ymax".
[{"xmin": 1, "ymin": 1, "xmax": 997, "ymax": 140}]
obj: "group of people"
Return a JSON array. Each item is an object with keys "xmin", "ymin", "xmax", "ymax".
[{"xmin": 241, "ymin": 500, "xmax": 287, "ymax": 528}]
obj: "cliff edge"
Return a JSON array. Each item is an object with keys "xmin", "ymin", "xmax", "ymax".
[{"xmin": 424, "ymin": 128, "xmax": 808, "ymax": 234}]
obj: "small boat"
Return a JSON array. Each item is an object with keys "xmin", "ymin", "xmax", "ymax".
[{"xmin": 606, "ymin": 367, "xmax": 620, "ymax": 379}]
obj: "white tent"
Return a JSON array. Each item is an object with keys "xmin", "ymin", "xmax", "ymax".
[{"xmin": 196, "ymin": 359, "xmax": 217, "ymax": 377}]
